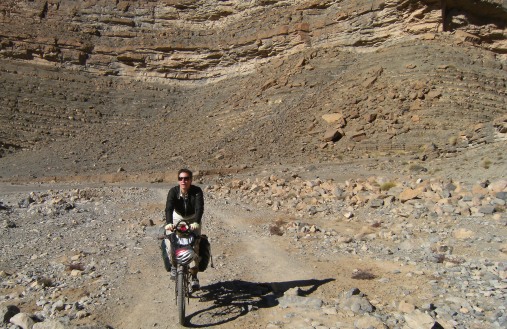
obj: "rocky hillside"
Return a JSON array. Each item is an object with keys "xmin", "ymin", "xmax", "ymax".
[{"xmin": 0, "ymin": 0, "xmax": 506, "ymax": 179}]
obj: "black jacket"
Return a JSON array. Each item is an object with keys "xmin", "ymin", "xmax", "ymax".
[{"xmin": 164, "ymin": 185, "xmax": 204, "ymax": 225}]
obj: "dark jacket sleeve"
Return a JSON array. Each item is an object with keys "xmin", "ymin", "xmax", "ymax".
[
  {"xmin": 194, "ymin": 186, "xmax": 204, "ymax": 224},
  {"xmin": 165, "ymin": 186, "xmax": 178, "ymax": 224}
]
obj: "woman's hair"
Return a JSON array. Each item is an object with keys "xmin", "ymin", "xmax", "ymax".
[{"xmin": 178, "ymin": 168, "xmax": 193, "ymax": 179}]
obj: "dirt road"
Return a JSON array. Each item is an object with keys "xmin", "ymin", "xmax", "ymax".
[
  {"xmin": 93, "ymin": 188, "xmax": 331, "ymax": 328},
  {"xmin": 86, "ymin": 186, "xmax": 432, "ymax": 329}
]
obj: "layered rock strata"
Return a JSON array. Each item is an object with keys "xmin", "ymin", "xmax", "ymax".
[
  {"xmin": 1, "ymin": 0, "xmax": 506, "ymax": 82},
  {"xmin": 0, "ymin": 0, "xmax": 506, "ymax": 178}
]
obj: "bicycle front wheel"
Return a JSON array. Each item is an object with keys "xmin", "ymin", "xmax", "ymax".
[{"xmin": 176, "ymin": 270, "xmax": 186, "ymax": 325}]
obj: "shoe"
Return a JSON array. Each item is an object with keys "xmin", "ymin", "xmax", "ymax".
[
  {"xmin": 170, "ymin": 267, "xmax": 176, "ymax": 280},
  {"xmin": 191, "ymin": 277, "xmax": 200, "ymax": 291}
]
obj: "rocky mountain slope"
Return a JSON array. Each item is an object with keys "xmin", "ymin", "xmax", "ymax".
[{"xmin": 0, "ymin": 0, "xmax": 506, "ymax": 179}]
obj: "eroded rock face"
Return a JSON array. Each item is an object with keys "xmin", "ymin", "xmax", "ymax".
[
  {"xmin": 1, "ymin": 0, "xmax": 506, "ymax": 81},
  {"xmin": 0, "ymin": 1, "xmax": 506, "ymax": 179}
]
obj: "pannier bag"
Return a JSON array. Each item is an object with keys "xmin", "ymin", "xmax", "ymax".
[
  {"xmin": 198, "ymin": 234, "xmax": 212, "ymax": 272},
  {"xmin": 161, "ymin": 239, "xmax": 171, "ymax": 272}
]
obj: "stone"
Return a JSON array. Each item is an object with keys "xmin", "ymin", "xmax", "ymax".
[
  {"xmin": 404, "ymin": 310, "xmax": 435, "ymax": 329},
  {"xmin": 362, "ymin": 76, "xmax": 378, "ymax": 88},
  {"xmin": 399, "ymin": 188, "xmax": 421, "ymax": 202},
  {"xmin": 278, "ymin": 295, "xmax": 323, "ymax": 309},
  {"xmin": 284, "ymin": 287, "xmax": 301, "ymax": 297},
  {"xmin": 489, "ymin": 179, "xmax": 507, "ymax": 193},
  {"xmin": 453, "ymin": 228, "xmax": 474, "ymax": 240},
  {"xmin": 322, "ymin": 113, "xmax": 346, "ymax": 126},
  {"xmin": 369, "ymin": 198, "xmax": 384, "ymax": 208},
  {"xmin": 454, "ymin": 30, "xmax": 481, "ymax": 44},
  {"xmin": 354, "ymin": 314, "xmax": 386, "ymax": 329},
  {"xmin": 472, "ymin": 184, "xmax": 488, "ymax": 195},
  {"xmin": 322, "ymin": 128, "xmax": 343, "ymax": 142},
  {"xmin": 426, "ymin": 90, "xmax": 442, "ymax": 99},
  {"xmin": 340, "ymin": 295, "xmax": 374, "ymax": 314},
  {"xmin": 70, "ymin": 269, "xmax": 83, "ymax": 276},
  {"xmin": 343, "ymin": 211, "xmax": 354, "ymax": 219},
  {"xmin": 266, "ymin": 324, "xmax": 281, "ymax": 329},
  {"xmin": 478, "ymin": 205, "xmax": 495, "ymax": 214},
  {"xmin": 350, "ymin": 131, "xmax": 367, "ymax": 142},
  {"xmin": 364, "ymin": 113, "xmax": 377, "ymax": 123},
  {"xmin": 398, "ymin": 301, "xmax": 418, "ymax": 314},
  {"xmin": 495, "ymin": 192, "xmax": 507, "ymax": 201},
  {"xmin": 51, "ymin": 300, "xmax": 66, "ymax": 312},
  {"xmin": 10, "ymin": 312, "xmax": 35, "ymax": 329}
]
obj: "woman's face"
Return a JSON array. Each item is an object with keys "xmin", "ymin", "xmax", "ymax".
[{"xmin": 178, "ymin": 173, "xmax": 192, "ymax": 190}]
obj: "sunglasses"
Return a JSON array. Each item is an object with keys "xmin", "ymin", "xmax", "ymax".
[{"xmin": 178, "ymin": 176, "xmax": 191, "ymax": 181}]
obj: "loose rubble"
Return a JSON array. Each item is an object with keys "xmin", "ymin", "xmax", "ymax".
[
  {"xmin": 204, "ymin": 172, "xmax": 507, "ymax": 329},
  {"xmin": 0, "ymin": 187, "xmax": 158, "ymax": 329},
  {"xmin": 0, "ymin": 168, "xmax": 506, "ymax": 328},
  {"xmin": 205, "ymin": 172, "xmax": 507, "ymax": 225}
]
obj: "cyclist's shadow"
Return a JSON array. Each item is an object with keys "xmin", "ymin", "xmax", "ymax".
[{"xmin": 185, "ymin": 278, "xmax": 335, "ymax": 328}]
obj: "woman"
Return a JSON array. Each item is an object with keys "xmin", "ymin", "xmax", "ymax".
[{"xmin": 161, "ymin": 168, "xmax": 204, "ymax": 290}]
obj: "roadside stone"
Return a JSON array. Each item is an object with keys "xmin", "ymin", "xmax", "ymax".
[
  {"xmin": 334, "ymin": 322, "xmax": 354, "ymax": 329},
  {"xmin": 349, "ymin": 131, "xmax": 367, "ymax": 142},
  {"xmin": 398, "ymin": 300, "xmax": 416, "ymax": 313},
  {"xmin": 10, "ymin": 312, "xmax": 35, "ymax": 329},
  {"xmin": 403, "ymin": 310, "xmax": 436, "ymax": 329},
  {"xmin": 339, "ymin": 295, "xmax": 374, "ymax": 314},
  {"xmin": 399, "ymin": 188, "xmax": 421, "ymax": 202},
  {"xmin": 75, "ymin": 310, "xmax": 90, "ymax": 319},
  {"xmin": 266, "ymin": 323, "xmax": 281, "ymax": 329},
  {"xmin": 488, "ymin": 179, "xmax": 507, "ymax": 193},
  {"xmin": 278, "ymin": 295, "xmax": 323, "ymax": 310},
  {"xmin": 478, "ymin": 205, "xmax": 495, "ymax": 214},
  {"xmin": 369, "ymin": 199, "xmax": 384, "ymax": 208},
  {"xmin": 322, "ymin": 128, "xmax": 343, "ymax": 142},
  {"xmin": 322, "ymin": 306, "xmax": 337, "ymax": 315},
  {"xmin": 453, "ymin": 228, "xmax": 474, "ymax": 239},
  {"xmin": 354, "ymin": 314, "xmax": 387, "ymax": 329},
  {"xmin": 3, "ymin": 219, "xmax": 16, "ymax": 228},
  {"xmin": 426, "ymin": 90, "xmax": 442, "ymax": 100},
  {"xmin": 343, "ymin": 211, "xmax": 354, "ymax": 219},
  {"xmin": 322, "ymin": 113, "xmax": 346, "ymax": 126},
  {"xmin": 472, "ymin": 184, "xmax": 488, "ymax": 195},
  {"xmin": 284, "ymin": 287, "xmax": 301, "ymax": 297},
  {"xmin": 51, "ymin": 300, "xmax": 65, "ymax": 312},
  {"xmin": 495, "ymin": 192, "xmax": 507, "ymax": 200}
]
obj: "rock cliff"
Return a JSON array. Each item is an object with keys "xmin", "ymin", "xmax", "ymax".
[
  {"xmin": 0, "ymin": 0, "xmax": 506, "ymax": 178},
  {"xmin": 1, "ymin": 0, "xmax": 506, "ymax": 80}
]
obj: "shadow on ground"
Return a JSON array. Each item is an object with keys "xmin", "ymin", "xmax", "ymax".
[{"xmin": 186, "ymin": 278, "xmax": 335, "ymax": 327}]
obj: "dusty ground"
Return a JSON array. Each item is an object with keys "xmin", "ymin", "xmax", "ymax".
[
  {"xmin": 1, "ymin": 141, "xmax": 505, "ymax": 328},
  {"xmin": 95, "ymin": 145, "xmax": 507, "ymax": 329}
]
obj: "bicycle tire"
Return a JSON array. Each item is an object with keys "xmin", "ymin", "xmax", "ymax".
[{"xmin": 177, "ymin": 270, "xmax": 186, "ymax": 325}]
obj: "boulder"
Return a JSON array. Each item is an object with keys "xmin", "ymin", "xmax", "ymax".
[
  {"xmin": 399, "ymin": 188, "xmax": 421, "ymax": 202},
  {"xmin": 322, "ymin": 113, "xmax": 346, "ymax": 126},
  {"xmin": 10, "ymin": 312, "xmax": 35, "ymax": 329},
  {"xmin": 322, "ymin": 128, "xmax": 343, "ymax": 142},
  {"xmin": 404, "ymin": 310, "xmax": 436, "ymax": 329}
]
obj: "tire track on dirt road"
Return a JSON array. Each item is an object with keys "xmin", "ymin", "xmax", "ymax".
[{"xmin": 96, "ymin": 191, "xmax": 333, "ymax": 328}]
